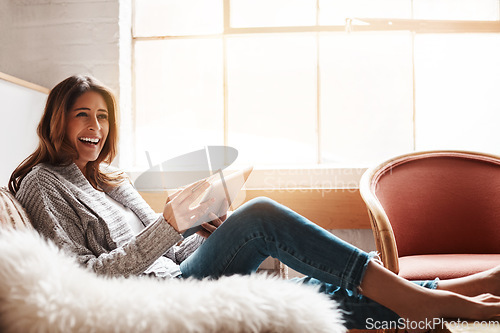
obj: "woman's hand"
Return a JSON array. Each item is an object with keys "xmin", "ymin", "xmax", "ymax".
[
  {"xmin": 197, "ymin": 199, "xmax": 229, "ymax": 238},
  {"xmin": 162, "ymin": 179, "xmax": 214, "ymax": 233}
]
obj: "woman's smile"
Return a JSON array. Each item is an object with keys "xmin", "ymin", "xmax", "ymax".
[{"xmin": 65, "ymin": 90, "xmax": 109, "ymax": 172}]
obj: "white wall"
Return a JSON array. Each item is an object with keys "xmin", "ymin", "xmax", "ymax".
[
  {"xmin": 0, "ymin": 0, "xmax": 132, "ymax": 165},
  {"xmin": 1, "ymin": 0, "xmax": 120, "ymax": 90},
  {"xmin": 0, "ymin": 78, "xmax": 47, "ymax": 187}
]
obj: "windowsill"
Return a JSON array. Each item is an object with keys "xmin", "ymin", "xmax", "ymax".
[
  {"xmin": 243, "ymin": 165, "xmax": 367, "ymax": 189},
  {"xmin": 136, "ymin": 169, "xmax": 372, "ymax": 229}
]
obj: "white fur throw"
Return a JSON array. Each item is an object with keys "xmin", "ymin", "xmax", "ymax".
[{"xmin": 0, "ymin": 229, "xmax": 346, "ymax": 333}]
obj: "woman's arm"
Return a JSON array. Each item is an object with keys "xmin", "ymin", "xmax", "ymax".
[
  {"xmin": 16, "ymin": 168, "xmax": 182, "ymax": 277},
  {"xmin": 169, "ymin": 233, "xmax": 205, "ymax": 263}
]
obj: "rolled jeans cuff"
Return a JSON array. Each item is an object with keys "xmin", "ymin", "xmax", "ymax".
[{"xmin": 421, "ymin": 277, "xmax": 440, "ymax": 290}]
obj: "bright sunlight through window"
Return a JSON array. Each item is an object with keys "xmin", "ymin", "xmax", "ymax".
[{"xmin": 131, "ymin": 0, "xmax": 500, "ymax": 171}]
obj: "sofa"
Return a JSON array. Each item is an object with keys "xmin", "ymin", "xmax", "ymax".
[{"xmin": 0, "ymin": 186, "xmax": 345, "ymax": 333}]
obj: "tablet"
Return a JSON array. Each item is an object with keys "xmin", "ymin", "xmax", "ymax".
[{"xmin": 182, "ymin": 166, "xmax": 253, "ymax": 238}]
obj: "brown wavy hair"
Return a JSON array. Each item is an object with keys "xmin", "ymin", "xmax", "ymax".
[{"xmin": 9, "ymin": 75, "xmax": 124, "ymax": 193}]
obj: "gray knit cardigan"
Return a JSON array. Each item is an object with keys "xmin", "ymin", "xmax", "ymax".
[{"xmin": 15, "ymin": 163, "xmax": 204, "ymax": 277}]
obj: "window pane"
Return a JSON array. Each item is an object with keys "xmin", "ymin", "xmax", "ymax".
[
  {"xmin": 413, "ymin": 0, "xmax": 500, "ymax": 21},
  {"xmin": 320, "ymin": 32, "xmax": 414, "ymax": 165},
  {"xmin": 227, "ymin": 35, "xmax": 317, "ymax": 166},
  {"xmin": 415, "ymin": 34, "xmax": 500, "ymax": 154},
  {"xmin": 134, "ymin": 0, "xmax": 223, "ymax": 37},
  {"xmin": 134, "ymin": 39, "xmax": 224, "ymax": 170},
  {"xmin": 319, "ymin": 0, "xmax": 412, "ymax": 26},
  {"xmin": 230, "ymin": 0, "xmax": 316, "ymax": 28}
]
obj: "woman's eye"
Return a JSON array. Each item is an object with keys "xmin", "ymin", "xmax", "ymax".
[
  {"xmin": 76, "ymin": 112, "xmax": 87, "ymax": 117},
  {"xmin": 98, "ymin": 114, "xmax": 108, "ymax": 120}
]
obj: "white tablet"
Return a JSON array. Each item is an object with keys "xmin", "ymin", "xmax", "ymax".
[{"xmin": 182, "ymin": 166, "xmax": 253, "ymax": 237}]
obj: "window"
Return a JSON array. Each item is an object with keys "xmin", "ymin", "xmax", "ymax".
[{"xmin": 130, "ymin": 0, "xmax": 500, "ymax": 171}]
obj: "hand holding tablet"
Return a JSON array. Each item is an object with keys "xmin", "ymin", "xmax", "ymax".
[{"xmin": 182, "ymin": 166, "xmax": 253, "ymax": 238}]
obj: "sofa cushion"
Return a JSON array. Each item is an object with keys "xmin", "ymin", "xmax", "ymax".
[{"xmin": 0, "ymin": 187, "xmax": 32, "ymax": 230}]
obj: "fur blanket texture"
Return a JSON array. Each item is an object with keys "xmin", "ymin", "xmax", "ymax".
[{"xmin": 0, "ymin": 229, "xmax": 346, "ymax": 333}]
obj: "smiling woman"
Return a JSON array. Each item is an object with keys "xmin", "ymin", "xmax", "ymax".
[
  {"xmin": 65, "ymin": 91, "xmax": 110, "ymax": 172},
  {"xmin": 9, "ymin": 75, "xmax": 122, "ymax": 193},
  {"xmin": 9, "ymin": 74, "xmax": 500, "ymax": 331}
]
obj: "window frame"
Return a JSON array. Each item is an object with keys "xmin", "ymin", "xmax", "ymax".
[{"xmin": 130, "ymin": 0, "xmax": 500, "ymax": 187}]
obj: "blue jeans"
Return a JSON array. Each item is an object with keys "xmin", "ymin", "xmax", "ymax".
[{"xmin": 179, "ymin": 197, "xmax": 437, "ymax": 329}]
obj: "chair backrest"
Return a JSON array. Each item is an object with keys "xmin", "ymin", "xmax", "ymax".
[{"xmin": 361, "ymin": 151, "xmax": 500, "ymax": 258}]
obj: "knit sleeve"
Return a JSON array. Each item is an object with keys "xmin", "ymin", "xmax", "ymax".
[
  {"xmin": 16, "ymin": 168, "xmax": 182, "ymax": 277},
  {"xmin": 117, "ymin": 182, "xmax": 205, "ymax": 264},
  {"xmin": 111, "ymin": 182, "xmax": 205, "ymax": 264},
  {"xmin": 168, "ymin": 233, "xmax": 205, "ymax": 264}
]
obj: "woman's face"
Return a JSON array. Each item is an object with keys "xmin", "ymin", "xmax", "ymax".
[{"xmin": 65, "ymin": 91, "xmax": 109, "ymax": 172}]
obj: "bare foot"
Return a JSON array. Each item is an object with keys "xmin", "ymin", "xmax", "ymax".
[
  {"xmin": 437, "ymin": 265, "xmax": 500, "ymax": 297},
  {"xmin": 359, "ymin": 261, "xmax": 500, "ymax": 332},
  {"xmin": 400, "ymin": 291, "xmax": 500, "ymax": 333},
  {"xmin": 482, "ymin": 266, "xmax": 500, "ymax": 296}
]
